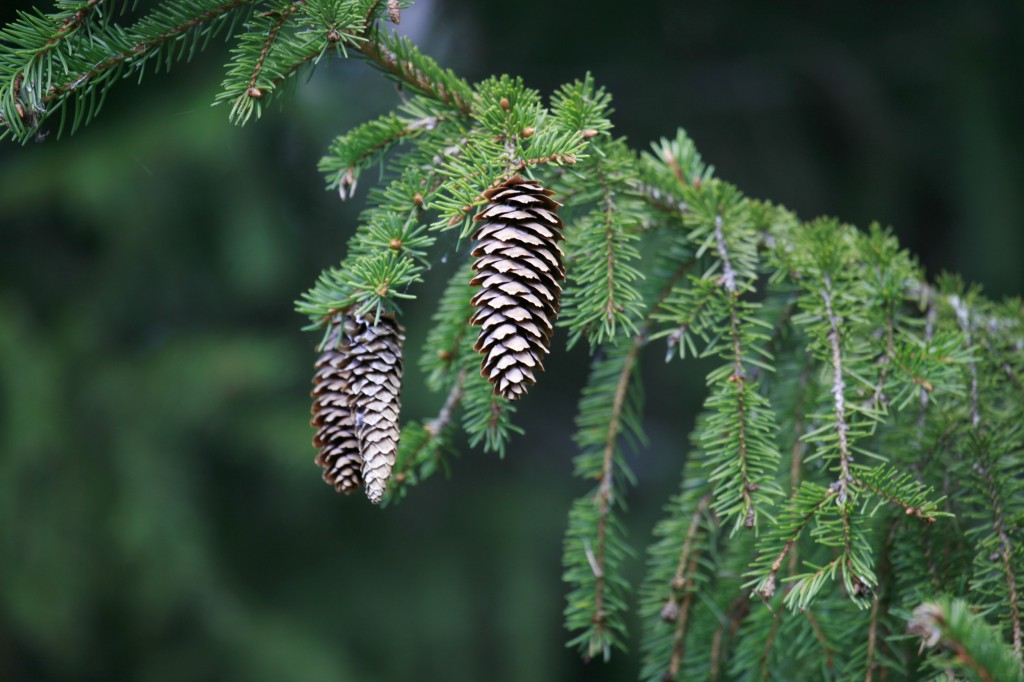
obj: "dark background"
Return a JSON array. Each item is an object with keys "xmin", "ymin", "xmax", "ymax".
[{"xmin": 1, "ymin": 1, "xmax": 1021, "ymax": 680}]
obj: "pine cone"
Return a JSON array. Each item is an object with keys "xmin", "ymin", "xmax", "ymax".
[
  {"xmin": 346, "ymin": 314, "xmax": 405, "ymax": 504},
  {"xmin": 470, "ymin": 175, "xmax": 565, "ymax": 400},
  {"xmin": 311, "ymin": 317, "xmax": 362, "ymax": 494}
]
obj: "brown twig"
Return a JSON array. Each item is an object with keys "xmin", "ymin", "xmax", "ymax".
[
  {"xmin": 805, "ymin": 611, "xmax": 835, "ymax": 671},
  {"xmin": 590, "ymin": 340, "xmax": 642, "ymax": 636},
  {"xmin": 356, "ymin": 39, "xmax": 472, "ymax": 116},
  {"xmin": 246, "ymin": 3, "xmax": 302, "ymax": 94},
  {"xmin": 664, "ymin": 494, "xmax": 713, "ymax": 679},
  {"xmin": 974, "ymin": 461, "xmax": 1023, "ymax": 657}
]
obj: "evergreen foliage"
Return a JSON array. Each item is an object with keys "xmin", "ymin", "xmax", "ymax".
[{"xmin": 4, "ymin": 1, "xmax": 1022, "ymax": 679}]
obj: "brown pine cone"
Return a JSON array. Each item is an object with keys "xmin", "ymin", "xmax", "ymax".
[
  {"xmin": 346, "ymin": 314, "xmax": 405, "ymax": 504},
  {"xmin": 311, "ymin": 316, "xmax": 362, "ymax": 494},
  {"xmin": 470, "ymin": 175, "xmax": 566, "ymax": 400}
]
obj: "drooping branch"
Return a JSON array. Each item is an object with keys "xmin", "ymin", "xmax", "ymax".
[
  {"xmin": 821, "ymin": 275, "xmax": 853, "ymax": 502},
  {"xmin": 590, "ymin": 339, "xmax": 641, "ymax": 641},
  {"xmin": 663, "ymin": 494, "xmax": 712, "ymax": 680},
  {"xmin": 974, "ymin": 459, "xmax": 1023, "ymax": 658}
]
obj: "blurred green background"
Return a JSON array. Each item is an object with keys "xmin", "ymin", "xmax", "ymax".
[{"xmin": 1, "ymin": 1, "xmax": 1021, "ymax": 680}]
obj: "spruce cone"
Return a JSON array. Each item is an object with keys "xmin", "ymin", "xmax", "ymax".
[
  {"xmin": 470, "ymin": 175, "xmax": 565, "ymax": 400},
  {"xmin": 346, "ymin": 314, "xmax": 405, "ymax": 504},
  {"xmin": 311, "ymin": 317, "xmax": 362, "ymax": 494}
]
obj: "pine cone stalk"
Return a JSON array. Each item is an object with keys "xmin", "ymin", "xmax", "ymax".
[{"xmin": 470, "ymin": 175, "xmax": 566, "ymax": 400}]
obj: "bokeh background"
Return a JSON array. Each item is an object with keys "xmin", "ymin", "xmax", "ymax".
[{"xmin": 1, "ymin": 1, "xmax": 1022, "ymax": 680}]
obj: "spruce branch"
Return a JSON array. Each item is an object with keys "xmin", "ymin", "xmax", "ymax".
[
  {"xmin": 909, "ymin": 597, "xmax": 1024, "ymax": 682},
  {"xmin": 749, "ymin": 482, "xmax": 835, "ymax": 600},
  {"xmin": 4, "ymin": 3, "xmax": 1024, "ymax": 675},
  {"xmin": 3, "ymin": 0, "xmax": 260, "ymax": 139},
  {"xmin": 951, "ymin": 294, "xmax": 982, "ymax": 430},
  {"xmin": 563, "ymin": 336, "xmax": 644, "ymax": 661},
  {"xmin": 558, "ymin": 138, "xmax": 644, "ymax": 348},
  {"xmin": 246, "ymin": 2, "xmax": 300, "ymax": 93},
  {"xmin": 663, "ymin": 494, "xmax": 713, "ymax": 681},
  {"xmin": 355, "ymin": 30, "xmax": 472, "ymax": 116},
  {"xmin": 592, "ymin": 339, "xmax": 641, "ymax": 630},
  {"xmin": 821, "ymin": 277, "xmax": 854, "ymax": 505},
  {"xmin": 385, "ymin": 367, "xmax": 466, "ymax": 503},
  {"xmin": 971, "ymin": 447, "xmax": 1023, "ymax": 658}
]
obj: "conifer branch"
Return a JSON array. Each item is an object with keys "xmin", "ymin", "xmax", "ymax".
[
  {"xmin": 804, "ymin": 611, "xmax": 836, "ymax": 671},
  {"xmin": 708, "ymin": 595, "xmax": 749, "ymax": 681},
  {"xmin": 951, "ymin": 295, "xmax": 981, "ymax": 429},
  {"xmin": 355, "ymin": 33, "xmax": 472, "ymax": 116},
  {"xmin": 973, "ymin": 457, "xmax": 1023, "ymax": 657},
  {"xmin": 752, "ymin": 485, "xmax": 835, "ymax": 599},
  {"xmin": 53, "ymin": 0, "xmax": 255, "ymax": 100},
  {"xmin": 910, "ymin": 598, "xmax": 1024, "ymax": 682},
  {"xmin": 386, "ymin": 367, "xmax": 466, "ymax": 501},
  {"xmin": 589, "ymin": 338, "xmax": 641, "ymax": 654},
  {"xmin": 4, "ymin": 4, "xmax": 1024, "ymax": 674},
  {"xmin": 821, "ymin": 276, "xmax": 853, "ymax": 504},
  {"xmin": 663, "ymin": 494, "xmax": 712, "ymax": 680},
  {"xmin": 713, "ymin": 214, "xmax": 738, "ymax": 294},
  {"xmin": 245, "ymin": 3, "xmax": 301, "ymax": 95}
]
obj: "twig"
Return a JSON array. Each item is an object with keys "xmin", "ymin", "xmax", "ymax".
[
  {"xmin": 591, "ymin": 340, "xmax": 642, "ymax": 635},
  {"xmin": 356, "ymin": 40, "xmax": 473, "ymax": 116},
  {"xmin": 388, "ymin": 369, "xmax": 466, "ymax": 491},
  {"xmin": 713, "ymin": 214, "xmax": 738, "ymax": 294},
  {"xmin": 950, "ymin": 295, "xmax": 980, "ymax": 429},
  {"xmin": 664, "ymin": 494, "xmax": 713, "ymax": 679},
  {"xmin": 805, "ymin": 611, "xmax": 835, "ymax": 671},
  {"xmin": 246, "ymin": 3, "xmax": 302, "ymax": 94},
  {"xmin": 821, "ymin": 276, "xmax": 852, "ymax": 502},
  {"xmin": 973, "ymin": 461, "xmax": 1023, "ymax": 658},
  {"xmin": 425, "ymin": 368, "xmax": 466, "ymax": 437}
]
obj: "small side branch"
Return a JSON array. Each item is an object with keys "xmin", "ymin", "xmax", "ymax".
[
  {"xmin": 975, "ymin": 461, "xmax": 1023, "ymax": 658},
  {"xmin": 821, "ymin": 275, "xmax": 852, "ymax": 502},
  {"xmin": 598, "ymin": 168, "xmax": 621, "ymax": 332},
  {"xmin": 246, "ymin": 3, "xmax": 302, "ymax": 94},
  {"xmin": 663, "ymin": 494, "xmax": 713, "ymax": 680},
  {"xmin": 950, "ymin": 295, "xmax": 980, "ymax": 429},
  {"xmin": 356, "ymin": 39, "xmax": 472, "ymax": 116},
  {"xmin": 756, "ymin": 490, "xmax": 834, "ymax": 599},
  {"xmin": 42, "ymin": 0, "xmax": 102, "ymax": 52},
  {"xmin": 389, "ymin": 369, "xmax": 466, "ymax": 490},
  {"xmin": 425, "ymin": 368, "xmax": 466, "ymax": 438},
  {"xmin": 713, "ymin": 214, "xmax": 738, "ymax": 294},
  {"xmin": 591, "ymin": 340, "xmax": 642, "ymax": 638}
]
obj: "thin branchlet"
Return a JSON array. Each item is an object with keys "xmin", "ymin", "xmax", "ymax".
[
  {"xmin": 664, "ymin": 494, "xmax": 712, "ymax": 679},
  {"xmin": 591, "ymin": 340, "xmax": 641, "ymax": 637},
  {"xmin": 246, "ymin": 2, "xmax": 302, "ymax": 94},
  {"xmin": 821, "ymin": 275, "xmax": 853, "ymax": 502},
  {"xmin": 974, "ymin": 460, "xmax": 1023, "ymax": 657},
  {"xmin": 951, "ymin": 296, "xmax": 980, "ymax": 429}
]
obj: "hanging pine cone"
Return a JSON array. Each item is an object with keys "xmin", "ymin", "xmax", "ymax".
[
  {"xmin": 470, "ymin": 175, "xmax": 566, "ymax": 400},
  {"xmin": 311, "ymin": 316, "xmax": 362, "ymax": 494},
  {"xmin": 346, "ymin": 314, "xmax": 405, "ymax": 504}
]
